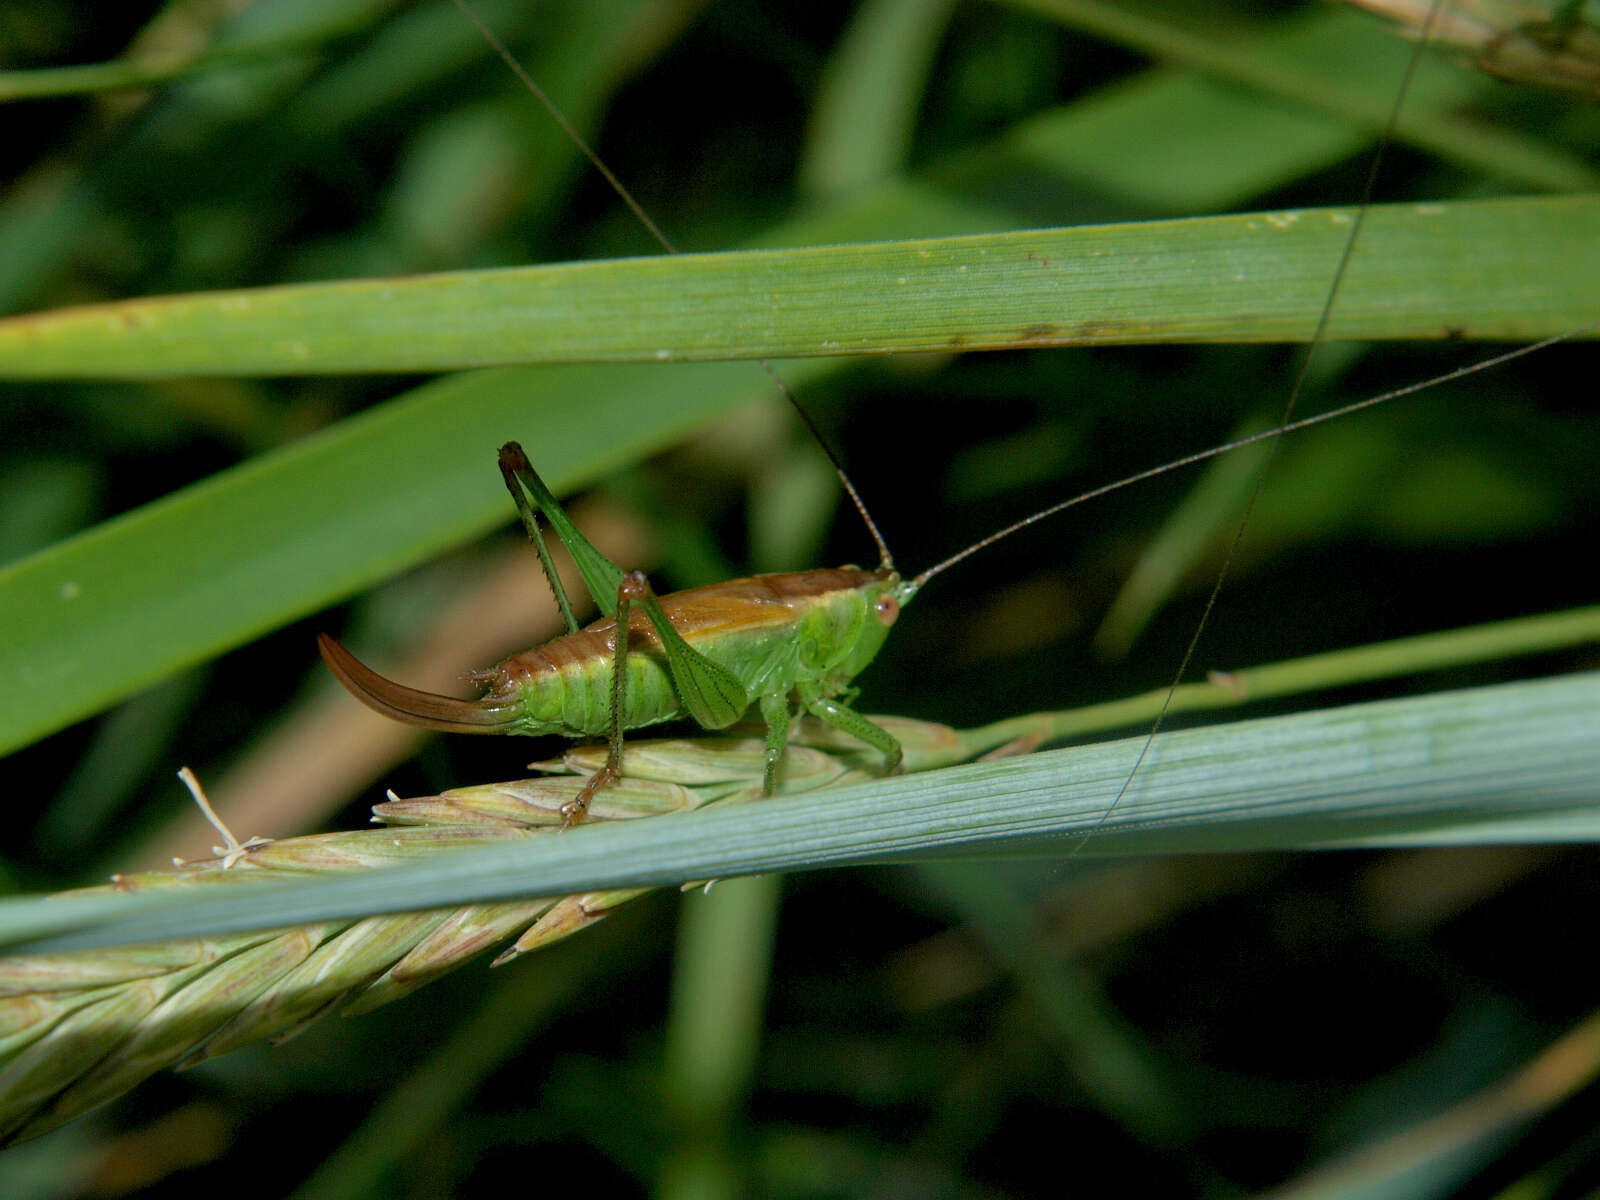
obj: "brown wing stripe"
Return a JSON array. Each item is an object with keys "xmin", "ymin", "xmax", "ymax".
[{"xmin": 317, "ymin": 634, "xmax": 521, "ymax": 733}]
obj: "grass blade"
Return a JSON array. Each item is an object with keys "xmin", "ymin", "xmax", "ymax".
[
  {"xmin": 2, "ymin": 198, "xmax": 1597, "ymax": 378},
  {"xmin": 2, "ymin": 670, "xmax": 1594, "ymax": 953}
]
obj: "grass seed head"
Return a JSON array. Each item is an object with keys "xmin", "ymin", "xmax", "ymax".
[{"xmin": 0, "ymin": 717, "xmax": 964, "ymax": 1145}]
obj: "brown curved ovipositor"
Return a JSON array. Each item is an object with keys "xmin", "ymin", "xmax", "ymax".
[{"xmin": 316, "ymin": 634, "xmax": 521, "ymax": 733}]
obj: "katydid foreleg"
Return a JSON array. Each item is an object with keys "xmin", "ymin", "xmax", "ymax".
[{"xmin": 798, "ymin": 689, "xmax": 903, "ymax": 778}]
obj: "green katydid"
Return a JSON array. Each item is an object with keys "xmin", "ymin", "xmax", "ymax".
[{"xmin": 319, "ymin": 442, "xmax": 910, "ymax": 820}]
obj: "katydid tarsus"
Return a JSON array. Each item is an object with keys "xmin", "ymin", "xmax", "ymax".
[{"xmin": 318, "ymin": 0, "xmax": 1595, "ymax": 830}]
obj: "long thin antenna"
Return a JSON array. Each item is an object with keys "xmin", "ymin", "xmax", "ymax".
[
  {"xmin": 1064, "ymin": 0, "xmax": 1454, "ymax": 850},
  {"xmin": 450, "ymin": 0, "xmax": 676, "ymax": 254},
  {"xmin": 908, "ymin": 327, "xmax": 1589, "ymax": 594},
  {"xmin": 450, "ymin": 0, "xmax": 895, "ymax": 573}
]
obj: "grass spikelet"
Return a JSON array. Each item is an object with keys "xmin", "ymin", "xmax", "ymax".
[{"xmin": 0, "ymin": 715, "xmax": 971, "ymax": 1146}]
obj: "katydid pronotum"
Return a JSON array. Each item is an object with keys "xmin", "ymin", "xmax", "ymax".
[{"xmin": 318, "ymin": 0, "xmax": 1598, "ymax": 833}]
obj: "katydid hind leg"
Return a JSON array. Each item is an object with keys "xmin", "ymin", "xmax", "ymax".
[
  {"xmin": 498, "ymin": 443, "xmax": 580, "ymax": 635},
  {"xmin": 499, "ymin": 443, "xmax": 744, "ymax": 731},
  {"xmin": 564, "ymin": 568, "xmax": 651, "ymax": 826},
  {"xmin": 499, "ymin": 442, "xmax": 626, "ymax": 618}
]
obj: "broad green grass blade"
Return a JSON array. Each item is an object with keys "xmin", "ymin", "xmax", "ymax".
[
  {"xmin": 16, "ymin": 191, "xmax": 1590, "ymax": 755},
  {"xmin": 2, "ymin": 197, "xmax": 1597, "ymax": 378},
  {"xmin": 0, "ymin": 359, "xmax": 817, "ymax": 759},
  {"xmin": 2, "ymin": 671, "xmax": 1594, "ymax": 953}
]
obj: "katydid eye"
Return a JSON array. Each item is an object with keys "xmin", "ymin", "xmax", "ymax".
[{"xmin": 874, "ymin": 593, "xmax": 900, "ymax": 626}]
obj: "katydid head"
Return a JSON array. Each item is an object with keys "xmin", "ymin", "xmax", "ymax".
[{"xmin": 852, "ymin": 570, "xmax": 913, "ymax": 663}]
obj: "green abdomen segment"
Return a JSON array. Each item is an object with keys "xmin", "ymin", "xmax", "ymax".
[{"xmin": 496, "ymin": 627, "xmax": 689, "ymax": 735}]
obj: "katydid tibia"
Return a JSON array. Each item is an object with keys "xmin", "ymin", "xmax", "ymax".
[{"xmin": 319, "ymin": 442, "xmax": 911, "ymax": 821}]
